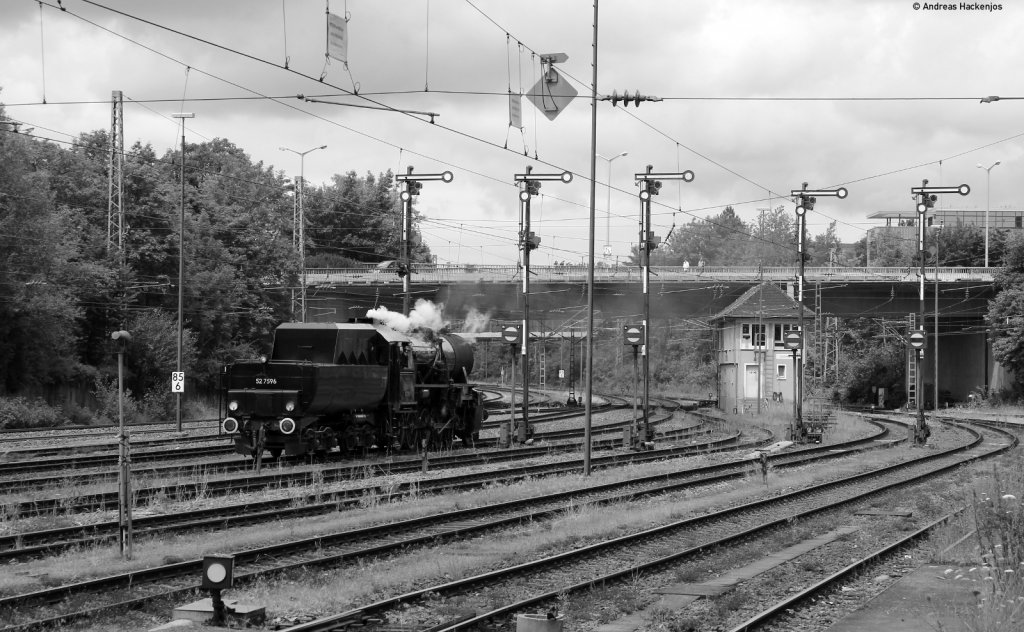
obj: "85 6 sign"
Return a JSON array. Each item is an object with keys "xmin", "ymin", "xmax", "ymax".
[{"xmin": 171, "ymin": 371, "xmax": 186, "ymax": 393}]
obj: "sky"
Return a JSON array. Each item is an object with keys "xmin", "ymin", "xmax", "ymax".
[{"xmin": 2, "ymin": 0, "xmax": 1022, "ymax": 268}]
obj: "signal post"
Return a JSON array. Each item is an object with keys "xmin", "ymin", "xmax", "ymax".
[
  {"xmin": 790, "ymin": 184, "xmax": 848, "ymax": 441},
  {"xmin": 635, "ymin": 166, "xmax": 694, "ymax": 441},
  {"xmin": 909, "ymin": 180, "xmax": 970, "ymax": 444},
  {"xmin": 396, "ymin": 167, "xmax": 453, "ymax": 315},
  {"xmin": 514, "ymin": 167, "xmax": 572, "ymax": 443},
  {"xmin": 501, "ymin": 324, "xmax": 521, "ymax": 447},
  {"xmin": 623, "ymin": 324, "xmax": 644, "ymax": 448}
]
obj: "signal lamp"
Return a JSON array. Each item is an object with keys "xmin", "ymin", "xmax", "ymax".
[
  {"xmin": 201, "ymin": 554, "xmax": 234, "ymax": 590},
  {"xmin": 228, "ymin": 400, "xmax": 239, "ymax": 412},
  {"xmin": 284, "ymin": 400, "xmax": 295, "ymax": 412},
  {"xmin": 222, "ymin": 417, "xmax": 239, "ymax": 434},
  {"xmin": 279, "ymin": 417, "xmax": 296, "ymax": 435}
]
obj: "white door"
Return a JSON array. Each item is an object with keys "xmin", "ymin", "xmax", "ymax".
[{"xmin": 744, "ymin": 364, "xmax": 760, "ymax": 398}]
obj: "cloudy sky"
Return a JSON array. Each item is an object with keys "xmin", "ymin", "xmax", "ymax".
[{"xmin": 2, "ymin": 0, "xmax": 1021, "ymax": 267}]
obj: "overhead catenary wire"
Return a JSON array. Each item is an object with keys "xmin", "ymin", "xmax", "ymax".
[{"xmin": 16, "ymin": 0, "xmax": 1019, "ymax": 278}]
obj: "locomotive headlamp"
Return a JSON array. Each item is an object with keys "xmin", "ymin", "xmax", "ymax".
[
  {"xmin": 284, "ymin": 400, "xmax": 296, "ymax": 412},
  {"xmin": 228, "ymin": 400, "xmax": 239, "ymax": 412},
  {"xmin": 222, "ymin": 417, "xmax": 239, "ymax": 434},
  {"xmin": 279, "ymin": 417, "xmax": 296, "ymax": 435},
  {"xmin": 259, "ymin": 355, "xmax": 268, "ymax": 364}
]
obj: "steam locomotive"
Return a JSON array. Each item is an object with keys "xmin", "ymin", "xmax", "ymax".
[{"xmin": 219, "ymin": 320, "xmax": 486, "ymax": 459}]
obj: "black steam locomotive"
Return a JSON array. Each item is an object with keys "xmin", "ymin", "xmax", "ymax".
[{"xmin": 219, "ymin": 320, "xmax": 486, "ymax": 459}]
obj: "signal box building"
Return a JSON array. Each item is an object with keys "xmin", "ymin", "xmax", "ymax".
[{"xmin": 710, "ymin": 282, "xmax": 814, "ymax": 414}]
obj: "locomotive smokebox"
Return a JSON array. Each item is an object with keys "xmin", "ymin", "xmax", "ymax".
[{"xmin": 410, "ymin": 333, "xmax": 475, "ymax": 382}]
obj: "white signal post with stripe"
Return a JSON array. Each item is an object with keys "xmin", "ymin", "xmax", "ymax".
[
  {"xmin": 789, "ymin": 184, "xmax": 848, "ymax": 442},
  {"xmin": 910, "ymin": 179, "xmax": 970, "ymax": 444},
  {"xmin": 514, "ymin": 168, "xmax": 572, "ymax": 444},
  {"xmin": 636, "ymin": 167, "xmax": 695, "ymax": 444}
]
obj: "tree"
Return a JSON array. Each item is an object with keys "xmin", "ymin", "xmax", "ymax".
[
  {"xmin": 654, "ymin": 206, "xmax": 749, "ymax": 266},
  {"xmin": 837, "ymin": 318, "xmax": 907, "ymax": 407},
  {"xmin": 0, "ymin": 106, "xmax": 88, "ymax": 392},
  {"xmin": 987, "ymin": 231, "xmax": 1024, "ymax": 391}
]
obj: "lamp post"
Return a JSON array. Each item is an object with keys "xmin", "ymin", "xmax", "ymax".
[
  {"xmin": 596, "ymin": 151, "xmax": 628, "ymax": 259},
  {"xmin": 171, "ymin": 113, "xmax": 194, "ymax": 433},
  {"xmin": 976, "ymin": 161, "xmax": 1000, "ymax": 267},
  {"xmin": 280, "ymin": 145, "xmax": 327, "ymax": 322}
]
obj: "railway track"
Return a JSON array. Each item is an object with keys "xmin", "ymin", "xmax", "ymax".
[
  {"xmin": 274, "ymin": 420, "xmax": 1014, "ymax": 632},
  {"xmin": 0, "ymin": 393, "xmax": 666, "ymax": 499},
  {"xmin": 0, "ymin": 393, "xmax": 642, "ymax": 484},
  {"xmin": 0, "ymin": 419, "xmax": 905, "ymax": 630},
  {"xmin": 0, "ymin": 421, "xmax": 724, "ymax": 559}
]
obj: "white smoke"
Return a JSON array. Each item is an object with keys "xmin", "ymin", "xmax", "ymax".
[
  {"xmin": 461, "ymin": 307, "xmax": 492, "ymax": 334},
  {"xmin": 367, "ymin": 299, "xmax": 448, "ymax": 334}
]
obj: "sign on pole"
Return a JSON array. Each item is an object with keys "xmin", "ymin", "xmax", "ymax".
[
  {"xmin": 784, "ymin": 332, "xmax": 802, "ymax": 350},
  {"xmin": 623, "ymin": 324, "xmax": 644, "ymax": 346},
  {"xmin": 525, "ymin": 68, "xmax": 578, "ymax": 121},
  {"xmin": 509, "ymin": 94, "xmax": 522, "ymax": 129},
  {"xmin": 171, "ymin": 371, "xmax": 185, "ymax": 393},
  {"xmin": 327, "ymin": 13, "xmax": 348, "ymax": 64},
  {"xmin": 501, "ymin": 325, "xmax": 521, "ymax": 344},
  {"xmin": 908, "ymin": 330, "xmax": 927, "ymax": 349}
]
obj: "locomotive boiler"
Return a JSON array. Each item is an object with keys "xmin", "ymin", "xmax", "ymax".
[{"xmin": 219, "ymin": 320, "xmax": 486, "ymax": 459}]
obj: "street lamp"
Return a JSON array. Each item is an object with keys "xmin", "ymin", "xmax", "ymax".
[
  {"xmin": 596, "ymin": 151, "xmax": 628, "ymax": 259},
  {"xmin": 279, "ymin": 145, "xmax": 327, "ymax": 321},
  {"xmin": 171, "ymin": 112, "xmax": 194, "ymax": 433},
  {"xmin": 976, "ymin": 161, "xmax": 1000, "ymax": 267}
]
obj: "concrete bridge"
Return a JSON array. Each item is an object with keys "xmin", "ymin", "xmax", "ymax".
[{"xmin": 307, "ymin": 265, "xmax": 996, "ymax": 287}]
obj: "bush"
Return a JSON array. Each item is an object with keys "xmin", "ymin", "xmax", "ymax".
[
  {"xmin": 91, "ymin": 375, "xmax": 143, "ymax": 425},
  {"xmin": 0, "ymin": 396, "xmax": 65, "ymax": 429},
  {"xmin": 64, "ymin": 401, "xmax": 97, "ymax": 426}
]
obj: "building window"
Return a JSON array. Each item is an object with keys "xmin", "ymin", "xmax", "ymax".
[
  {"xmin": 1016, "ymin": 215, "xmax": 1022, "ymax": 229},
  {"xmin": 742, "ymin": 323, "xmax": 766, "ymax": 348},
  {"xmin": 777, "ymin": 364, "xmax": 787, "ymax": 379},
  {"xmin": 774, "ymin": 323, "xmax": 800, "ymax": 348}
]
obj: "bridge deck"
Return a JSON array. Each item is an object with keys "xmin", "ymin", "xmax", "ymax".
[{"xmin": 306, "ymin": 266, "xmax": 995, "ymax": 286}]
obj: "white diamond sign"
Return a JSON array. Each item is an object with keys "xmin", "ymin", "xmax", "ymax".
[{"xmin": 525, "ymin": 68, "xmax": 577, "ymax": 121}]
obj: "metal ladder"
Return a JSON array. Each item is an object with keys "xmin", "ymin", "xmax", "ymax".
[{"xmin": 906, "ymin": 313, "xmax": 916, "ymax": 409}]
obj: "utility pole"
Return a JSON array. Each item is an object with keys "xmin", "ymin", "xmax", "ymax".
[
  {"xmin": 636, "ymin": 166, "xmax": 694, "ymax": 442},
  {"xmin": 107, "ymin": 90, "xmax": 124, "ymax": 262},
  {"xmin": 514, "ymin": 167, "xmax": 572, "ymax": 443},
  {"xmin": 171, "ymin": 112, "xmax": 195, "ymax": 433}
]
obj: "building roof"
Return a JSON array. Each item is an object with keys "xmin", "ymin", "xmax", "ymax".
[{"xmin": 708, "ymin": 282, "xmax": 815, "ymax": 322}]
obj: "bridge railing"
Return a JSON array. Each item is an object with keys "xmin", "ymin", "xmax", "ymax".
[{"xmin": 304, "ymin": 265, "xmax": 996, "ymax": 286}]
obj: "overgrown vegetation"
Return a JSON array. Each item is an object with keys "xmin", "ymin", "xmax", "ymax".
[
  {"xmin": 960, "ymin": 458, "xmax": 1024, "ymax": 631},
  {"xmin": 0, "ymin": 99, "xmax": 420, "ymax": 414}
]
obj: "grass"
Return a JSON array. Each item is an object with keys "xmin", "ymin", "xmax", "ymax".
[{"xmin": 922, "ymin": 447, "xmax": 1024, "ymax": 632}]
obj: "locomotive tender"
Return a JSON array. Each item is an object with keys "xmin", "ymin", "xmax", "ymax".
[{"xmin": 220, "ymin": 320, "xmax": 486, "ymax": 458}]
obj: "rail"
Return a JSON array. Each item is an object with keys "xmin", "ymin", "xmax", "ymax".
[{"xmin": 306, "ymin": 265, "xmax": 997, "ymax": 286}]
